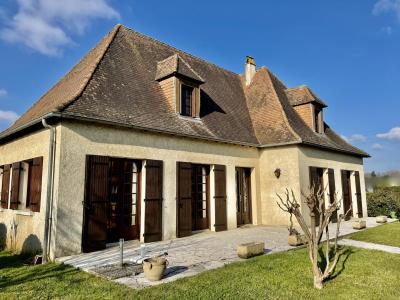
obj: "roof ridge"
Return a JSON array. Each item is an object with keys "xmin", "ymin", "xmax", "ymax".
[
  {"xmin": 58, "ymin": 24, "xmax": 122, "ymax": 112},
  {"xmin": 121, "ymin": 25, "xmax": 240, "ymax": 77}
]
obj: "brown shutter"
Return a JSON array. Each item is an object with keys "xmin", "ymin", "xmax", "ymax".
[
  {"xmin": 144, "ymin": 160, "xmax": 163, "ymax": 243},
  {"xmin": 82, "ymin": 156, "xmax": 109, "ymax": 252},
  {"xmin": 341, "ymin": 170, "xmax": 352, "ymax": 221},
  {"xmin": 1, "ymin": 165, "xmax": 11, "ymax": 209},
  {"xmin": 9, "ymin": 162, "xmax": 22, "ymax": 210},
  {"xmin": 354, "ymin": 171, "xmax": 363, "ymax": 218},
  {"xmin": 214, "ymin": 165, "xmax": 227, "ymax": 232},
  {"xmin": 177, "ymin": 162, "xmax": 192, "ymax": 237},
  {"xmin": 27, "ymin": 157, "xmax": 43, "ymax": 212},
  {"xmin": 309, "ymin": 166, "xmax": 320, "ymax": 226},
  {"xmin": 328, "ymin": 168, "xmax": 337, "ymax": 223}
]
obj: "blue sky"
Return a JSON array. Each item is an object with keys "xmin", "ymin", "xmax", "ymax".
[{"xmin": 0, "ymin": 0, "xmax": 399, "ymax": 172}]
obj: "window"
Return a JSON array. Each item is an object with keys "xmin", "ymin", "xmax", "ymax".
[
  {"xmin": 180, "ymin": 84, "xmax": 194, "ymax": 117},
  {"xmin": 314, "ymin": 107, "xmax": 322, "ymax": 133}
]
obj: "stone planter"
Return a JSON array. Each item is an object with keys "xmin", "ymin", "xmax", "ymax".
[
  {"xmin": 376, "ymin": 216, "xmax": 388, "ymax": 223},
  {"xmin": 237, "ymin": 242, "xmax": 264, "ymax": 259},
  {"xmin": 288, "ymin": 234, "xmax": 306, "ymax": 246},
  {"xmin": 352, "ymin": 219, "xmax": 366, "ymax": 230},
  {"xmin": 143, "ymin": 257, "xmax": 168, "ymax": 281}
]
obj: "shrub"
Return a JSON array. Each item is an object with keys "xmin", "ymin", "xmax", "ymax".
[{"xmin": 367, "ymin": 186, "xmax": 400, "ymax": 218}]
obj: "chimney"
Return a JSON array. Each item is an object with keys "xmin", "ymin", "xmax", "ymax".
[{"xmin": 245, "ymin": 56, "xmax": 256, "ymax": 86}]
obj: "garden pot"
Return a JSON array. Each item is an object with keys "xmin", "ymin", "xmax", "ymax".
[
  {"xmin": 288, "ymin": 234, "xmax": 306, "ymax": 246},
  {"xmin": 143, "ymin": 257, "xmax": 168, "ymax": 281}
]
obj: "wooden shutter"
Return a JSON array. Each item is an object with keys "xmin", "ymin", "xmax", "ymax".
[
  {"xmin": 354, "ymin": 171, "xmax": 363, "ymax": 218},
  {"xmin": 1, "ymin": 165, "xmax": 10, "ymax": 209},
  {"xmin": 82, "ymin": 156, "xmax": 109, "ymax": 252},
  {"xmin": 214, "ymin": 165, "xmax": 227, "ymax": 232},
  {"xmin": 341, "ymin": 170, "xmax": 352, "ymax": 221},
  {"xmin": 328, "ymin": 168, "xmax": 337, "ymax": 223},
  {"xmin": 27, "ymin": 157, "xmax": 43, "ymax": 212},
  {"xmin": 144, "ymin": 160, "xmax": 163, "ymax": 243},
  {"xmin": 9, "ymin": 162, "xmax": 22, "ymax": 210},
  {"xmin": 309, "ymin": 166, "xmax": 320, "ymax": 226},
  {"xmin": 177, "ymin": 162, "xmax": 192, "ymax": 237}
]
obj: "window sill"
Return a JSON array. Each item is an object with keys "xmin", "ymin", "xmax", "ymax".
[
  {"xmin": 177, "ymin": 114, "xmax": 202, "ymax": 122},
  {"xmin": 15, "ymin": 210, "xmax": 34, "ymax": 216}
]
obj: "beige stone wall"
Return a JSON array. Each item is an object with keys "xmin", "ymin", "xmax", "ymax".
[
  {"xmin": 54, "ymin": 120, "xmax": 261, "ymax": 257},
  {"xmin": 259, "ymin": 145, "xmax": 301, "ymax": 226},
  {"xmin": 0, "ymin": 127, "xmax": 59, "ymax": 254},
  {"xmin": 298, "ymin": 146, "xmax": 367, "ymax": 221}
]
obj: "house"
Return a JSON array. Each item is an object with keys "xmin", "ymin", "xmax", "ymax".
[{"xmin": 0, "ymin": 24, "xmax": 369, "ymax": 260}]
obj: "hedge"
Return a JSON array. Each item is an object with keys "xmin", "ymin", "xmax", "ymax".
[{"xmin": 367, "ymin": 186, "xmax": 400, "ymax": 218}]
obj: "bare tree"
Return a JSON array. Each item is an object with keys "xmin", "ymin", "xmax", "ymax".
[{"xmin": 277, "ymin": 186, "xmax": 351, "ymax": 289}]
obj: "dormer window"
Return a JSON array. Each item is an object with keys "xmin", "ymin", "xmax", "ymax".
[
  {"xmin": 180, "ymin": 84, "xmax": 194, "ymax": 117},
  {"xmin": 155, "ymin": 54, "xmax": 205, "ymax": 119}
]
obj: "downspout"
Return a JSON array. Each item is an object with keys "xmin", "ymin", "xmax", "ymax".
[{"xmin": 42, "ymin": 119, "xmax": 56, "ymax": 263}]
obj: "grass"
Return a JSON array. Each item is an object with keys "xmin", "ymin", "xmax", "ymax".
[
  {"xmin": 348, "ymin": 221, "xmax": 400, "ymax": 248},
  {"xmin": 0, "ymin": 247, "xmax": 399, "ymax": 299}
]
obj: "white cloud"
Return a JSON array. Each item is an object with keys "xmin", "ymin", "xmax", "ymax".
[
  {"xmin": 0, "ymin": 0, "xmax": 120, "ymax": 56},
  {"xmin": 376, "ymin": 127, "xmax": 400, "ymax": 140},
  {"xmin": 340, "ymin": 134, "xmax": 367, "ymax": 143},
  {"xmin": 0, "ymin": 89, "xmax": 7, "ymax": 97},
  {"xmin": 372, "ymin": 143, "xmax": 384, "ymax": 150},
  {"xmin": 373, "ymin": 0, "xmax": 400, "ymax": 21},
  {"xmin": 0, "ymin": 110, "xmax": 19, "ymax": 123}
]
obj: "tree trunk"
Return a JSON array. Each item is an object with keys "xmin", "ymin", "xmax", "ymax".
[{"xmin": 314, "ymin": 276, "xmax": 323, "ymax": 289}]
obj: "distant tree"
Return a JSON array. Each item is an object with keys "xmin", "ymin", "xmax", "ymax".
[
  {"xmin": 277, "ymin": 186, "xmax": 351, "ymax": 289},
  {"xmin": 371, "ymin": 171, "xmax": 377, "ymax": 177}
]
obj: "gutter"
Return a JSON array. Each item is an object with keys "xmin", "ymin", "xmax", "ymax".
[{"xmin": 42, "ymin": 118, "xmax": 56, "ymax": 263}]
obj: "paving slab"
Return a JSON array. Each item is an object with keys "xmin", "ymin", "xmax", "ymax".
[
  {"xmin": 338, "ymin": 239, "xmax": 400, "ymax": 254},
  {"xmin": 57, "ymin": 217, "xmax": 396, "ymax": 289}
]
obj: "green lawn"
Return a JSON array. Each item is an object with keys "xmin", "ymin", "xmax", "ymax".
[
  {"xmin": 0, "ymin": 247, "xmax": 399, "ymax": 300},
  {"xmin": 348, "ymin": 221, "xmax": 400, "ymax": 248}
]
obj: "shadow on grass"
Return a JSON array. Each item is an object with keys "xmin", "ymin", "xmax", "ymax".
[
  {"xmin": 317, "ymin": 246, "xmax": 355, "ymax": 283},
  {"xmin": 0, "ymin": 253, "xmax": 85, "ymax": 290}
]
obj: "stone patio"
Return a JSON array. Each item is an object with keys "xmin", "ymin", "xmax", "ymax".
[{"xmin": 57, "ymin": 217, "xmax": 397, "ymax": 289}]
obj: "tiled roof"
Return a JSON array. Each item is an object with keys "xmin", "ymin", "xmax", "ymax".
[
  {"xmin": 155, "ymin": 54, "xmax": 205, "ymax": 83},
  {"xmin": 0, "ymin": 24, "xmax": 369, "ymax": 157},
  {"xmin": 285, "ymin": 85, "xmax": 327, "ymax": 108}
]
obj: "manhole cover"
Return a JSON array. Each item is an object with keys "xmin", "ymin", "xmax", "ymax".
[{"xmin": 91, "ymin": 262, "xmax": 143, "ymax": 280}]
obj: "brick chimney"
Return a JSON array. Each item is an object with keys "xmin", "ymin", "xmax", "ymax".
[{"xmin": 245, "ymin": 56, "xmax": 256, "ymax": 86}]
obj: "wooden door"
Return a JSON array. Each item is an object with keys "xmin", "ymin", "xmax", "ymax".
[
  {"xmin": 341, "ymin": 170, "xmax": 352, "ymax": 221},
  {"xmin": 177, "ymin": 162, "xmax": 192, "ymax": 237},
  {"xmin": 144, "ymin": 160, "xmax": 163, "ymax": 242},
  {"xmin": 354, "ymin": 171, "xmax": 363, "ymax": 218},
  {"xmin": 214, "ymin": 165, "xmax": 227, "ymax": 232},
  {"xmin": 83, "ymin": 156, "xmax": 109, "ymax": 252},
  {"xmin": 236, "ymin": 168, "xmax": 252, "ymax": 226},
  {"xmin": 309, "ymin": 167, "xmax": 324, "ymax": 226},
  {"xmin": 328, "ymin": 168, "xmax": 338, "ymax": 223},
  {"xmin": 191, "ymin": 165, "xmax": 210, "ymax": 231}
]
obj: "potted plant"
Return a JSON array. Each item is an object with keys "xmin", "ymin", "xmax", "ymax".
[{"xmin": 143, "ymin": 256, "xmax": 168, "ymax": 281}]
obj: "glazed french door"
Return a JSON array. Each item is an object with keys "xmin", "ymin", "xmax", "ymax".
[
  {"xmin": 236, "ymin": 167, "xmax": 252, "ymax": 226},
  {"xmin": 83, "ymin": 156, "xmax": 141, "ymax": 252},
  {"xmin": 192, "ymin": 165, "xmax": 210, "ymax": 231},
  {"xmin": 341, "ymin": 170, "xmax": 353, "ymax": 221}
]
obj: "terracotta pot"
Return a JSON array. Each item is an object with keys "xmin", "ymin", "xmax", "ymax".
[{"xmin": 143, "ymin": 257, "xmax": 168, "ymax": 281}]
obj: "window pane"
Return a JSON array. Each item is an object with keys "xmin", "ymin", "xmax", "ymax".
[{"xmin": 181, "ymin": 84, "xmax": 193, "ymax": 116}]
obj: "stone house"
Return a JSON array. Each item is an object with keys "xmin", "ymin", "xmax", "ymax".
[{"xmin": 0, "ymin": 24, "xmax": 368, "ymax": 259}]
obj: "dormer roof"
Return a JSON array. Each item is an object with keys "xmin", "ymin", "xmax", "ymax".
[
  {"xmin": 285, "ymin": 85, "xmax": 327, "ymax": 108},
  {"xmin": 155, "ymin": 54, "xmax": 205, "ymax": 83}
]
